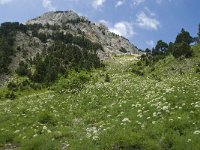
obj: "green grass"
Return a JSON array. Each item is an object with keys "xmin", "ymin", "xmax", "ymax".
[{"xmin": 0, "ymin": 48, "xmax": 200, "ymax": 149}]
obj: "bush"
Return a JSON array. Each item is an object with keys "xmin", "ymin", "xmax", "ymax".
[
  {"xmin": 105, "ymin": 74, "xmax": 111, "ymax": 82},
  {"xmin": 38, "ymin": 112, "xmax": 57, "ymax": 125},
  {"xmin": 132, "ymin": 69, "xmax": 144, "ymax": 76},
  {"xmin": 16, "ymin": 61, "xmax": 30, "ymax": 76},
  {"xmin": 7, "ymin": 81, "xmax": 18, "ymax": 91},
  {"xmin": 196, "ymin": 67, "xmax": 200, "ymax": 73},
  {"xmin": 5, "ymin": 91, "xmax": 16, "ymax": 100}
]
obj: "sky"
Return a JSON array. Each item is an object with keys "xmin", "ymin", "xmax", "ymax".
[{"xmin": 0, "ymin": 0, "xmax": 200, "ymax": 50}]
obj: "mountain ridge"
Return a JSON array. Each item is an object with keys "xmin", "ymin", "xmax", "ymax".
[{"xmin": 25, "ymin": 10, "xmax": 139, "ymax": 57}]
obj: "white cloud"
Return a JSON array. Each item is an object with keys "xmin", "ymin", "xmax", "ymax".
[
  {"xmin": 136, "ymin": 12, "xmax": 160, "ymax": 30},
  {"xmin": 144, "ymin": 7, "xmax": 155, "ymax": 17},
  {"xmin": 115, "ymin": 0, "xmax": 125, "ymax": 8},
  {"xmin": 132, "ymin": 0, "xmax": 145, "ymax": 6},
  {"xmin": 42, "ymin": 0, "xmax": 56, "ymax": 11},
  {"xmin": 98, "ymin": 19, "xmax": 110, "ymax": 27},
  {"xmin": 0, "ymin": 0, "xmax": 13, "ymax": 5},
  {"xmin": 92, "ymin": 0, "xmax": 106, "ymax": 8},
  {"xmin": 110, "ymin": 21, "xmax": 135, "ymax": 37},
  {"xmin": 146, "ymin": 40, "xmax": 154, "ymax": 48}
]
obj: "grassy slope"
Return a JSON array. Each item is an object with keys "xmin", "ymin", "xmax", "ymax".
[{"xmin": 0, "ymin": 48, "xmax": 200, "ymax": 149}]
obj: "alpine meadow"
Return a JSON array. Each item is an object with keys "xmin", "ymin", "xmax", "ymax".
[{"xmin": 0, "ymin": 0, "xmax": 200, "ymax": 150}]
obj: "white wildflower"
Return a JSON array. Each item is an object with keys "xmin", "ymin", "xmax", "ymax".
[
  {"xmin": 122, "ymin": 118, "xmax": 131, "ymax": 123},
  {"xmin": 14, "ymin": 130, "xmax": 20, "ymax": 134},
  {"xmin": 43, "ymin": 126, "xmax": 47, "ymax": 130},
  {"xmin": 193, "ymin": 130, "xmax": 200, "ymax": 135},
  {"xmin": 47, "ymin": 130, "xmax": 51, "ymax": 133}
]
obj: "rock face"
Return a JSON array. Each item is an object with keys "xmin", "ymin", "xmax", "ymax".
[
  {"xmin": 26, "ymin": 10, "xmax": 139, "ymax": 57},
  {"xmin": 26, "ymin": 11, "xmax": 81, "ymax": 26}
]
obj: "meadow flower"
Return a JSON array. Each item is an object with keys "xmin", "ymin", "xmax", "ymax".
[
  {"xmin": 152, "ymin": 121, "xmax": 156, "ymax": 124},
  {"xmin": 43, "ymin": 126, "xmax": 47, "ymax": 130},
  {"xmin": 153, "ymin": 112, "xmax": 157, "ymax": 117},
  {"xmin": 193, "ymin": 130, "xmax": 200, "ymax": 135},
  {"xmin": 47, "ymin": 130, "xmax": 51, "ymax": 133},
  {"xmin": 162, "ymin": 106, "xmax": 168, "ymax": 111},
  {"xmin": 122, "ymin": 118, "xmax": 131, "ymax": 123},
  {"xmin": 14, "ymin": 130, "xmax": 20, "ymax": 134},
  {"xmin": 147, "ymin": 117, "xmax": 151, "ymax": 120}
]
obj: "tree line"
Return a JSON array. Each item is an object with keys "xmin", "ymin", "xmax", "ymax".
[{"xmin": 141, "ymin": 28, "xmax": 196, "ymax": 66}]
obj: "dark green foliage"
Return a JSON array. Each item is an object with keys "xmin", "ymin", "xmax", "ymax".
[
  {"xmin": 175, "ymin": 28, "xmax": 193, "ymax": 45},
  {"xmin": 16, "ymin": 61, "xmax": 30, "ymax": 76},
  {"xmin": 0, "ymin": 22, "xmax": 28, "ymax": 74},
  {"xmin": 143, "ymin": 28, "xmax": 194, "ymax": 65},
  {"xmin": 153, "ymin": 40, "xmax": 168, "ymax": 55},
  {"xmin": 0, "ymin": 21, "xmax": 103, "ymax": 82},
  {"xmin": 196, "ymin": 62, "xmax": 200, "ymax": 73},
  {"xmin": 7, "ymin": 79, "xmax": 41, "ymax": 92},
  {"xmin": 170, "ymin": 29, "xmax": 193, "ymax": 58},
  {"xmin": 31, "ymin": 41, "xmax": 101, "ymax": 83},
  {"xmin": 37, "ymin": 32, "xmax": 47, "ymax": 43},
  {"xmin": 132, "ymin": 69, "xmax": 144, "ymax": 76},
  {"xmin": 145, "ymin": 48, "xmax": 151, "ymax": 54},
  {"xmin": 38, "ymin": 112, "xmax": 57, "ymax": 125},
  {"xmin": 67, "ymin": 74, "xmax": 89, "ymax": 91},
  {"xmin": 7, "ymin": 81, "xmax": 18, "ymax": 91},
  {"xmin": 5, "ymin": 91, "xmax": 16, "ymax": 100},
  {"xmin": 196, "ymin": 68, "xmax": 200, "ymax": 73},
  {"xmin": 119, "ymin": 47, "xmax": 127, "ymax": 53},
  {"xmin": 105, "ymin": 73, "xmax": 111, "ymax": 82},
  {"xmin": 172, "ymin": 42, "xmax": 192, "ymax": 58},
  {"xmin": 0, "ymin": 34, "xmax": 14, "ymax": 73}
]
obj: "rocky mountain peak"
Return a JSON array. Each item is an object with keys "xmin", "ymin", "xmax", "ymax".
[
  {"xmin": 25, "ymin": 10, "xmax": 139, "ymax": 58},
  {"xmin": 26, "ymin": 10, "xmax": 83, "ymax": 25}
]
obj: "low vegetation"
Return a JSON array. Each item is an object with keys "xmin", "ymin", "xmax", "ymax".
[
  {"xmin": 0, "ymin": 43, "xmax": 200, "ymax": 149},
  {"xmin": 0, "ymin": 22, "xmax": 200, "ymax": 149}
]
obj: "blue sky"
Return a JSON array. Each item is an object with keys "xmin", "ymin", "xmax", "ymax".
[{"xmin": 0, "ymin": 0, "xmax": 200, "ymax": 49}]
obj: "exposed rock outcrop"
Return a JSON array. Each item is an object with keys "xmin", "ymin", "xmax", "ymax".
[{"xmin": 26, "ymin": 10, "xmax": 139, "ymax": 56}]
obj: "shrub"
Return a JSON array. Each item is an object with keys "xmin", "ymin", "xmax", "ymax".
[
  {"xmin": 16, "ymin": 61, "xmax": 29, "ymax": 76},
  {"xmin": 7, "ymin": 81, "xmax": 18, "ymax": 91},
  {"xmin": 38, "ymin": 112, "xmax": 56, "ymax": 125},
  {"xmin": 196, "ymin": 67, "xmax": 200, "ymax": 73},
  {"xmin": 105, "ymin": 73, "xmax": 111, "ymax": 82},
  {"xmin": 5, "ymin": 91, "xmax": 16, "ymax": 100},
  {"xmin": 132, "ymin": 69, "xmax": 144, "ymax": 76}
]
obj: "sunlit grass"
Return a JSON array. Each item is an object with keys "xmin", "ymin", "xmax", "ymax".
[{"xmin": 0, "ymin": 53, "xmax": 200, "ymax": 149}]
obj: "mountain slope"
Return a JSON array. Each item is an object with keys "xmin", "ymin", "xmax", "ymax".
[
  {"xmin": 0, "ymin": 50, "xmax": 200, "ymax": 149},
  {"xmin": 26, "ymin": 10, "xmax": 138, "ymax": 57},
  {"xmin": 0, "ymin": 11, "xmax": 140, "ymax": 86}
]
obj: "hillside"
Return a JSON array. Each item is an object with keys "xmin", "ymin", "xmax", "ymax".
[
  {"xmin": 0, "ymin": 43, "xmax": 199, "ymax": 149},
  {"xmin": 26, "ymin": 11, "xmax": 138, "ymax": 56},
  {"xmin": 0, "ymin": 10, "xmax": 139, "ymax": 86}
]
